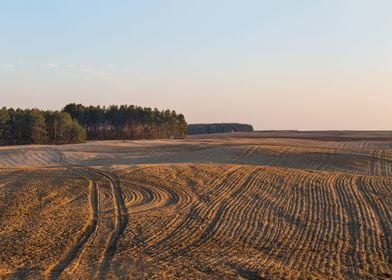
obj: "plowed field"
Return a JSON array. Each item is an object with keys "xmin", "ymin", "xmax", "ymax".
[{"xmin": 0, "ymin": 132, "xmax": 391, "ymax": 279}]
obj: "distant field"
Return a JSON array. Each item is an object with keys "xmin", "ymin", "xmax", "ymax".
[
  {"xmin": 191, "ymin": 130, "xmax": 392, "ymax": 141},
  {"xmin": 0, "ymin": 132, "xmax": 391, "ymax": 279}
]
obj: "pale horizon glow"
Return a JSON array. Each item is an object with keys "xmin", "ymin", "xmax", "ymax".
[{"xmin": 1, "ymin": 1, "xmax": 391, "ymax": 130}]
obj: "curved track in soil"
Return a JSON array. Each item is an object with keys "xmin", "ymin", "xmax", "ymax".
[
  {"xmin": 46, "ymin": 152, "xmax": 129, "ymax": 279},
  {"xmin": 114, "ymin": 164, "xmax": 391, "ymax": 279}
]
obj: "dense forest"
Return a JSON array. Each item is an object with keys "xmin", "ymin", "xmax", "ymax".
[
  {"xmin": 188, "ymin": 123, "xmax": 254, "ymax": 135},
  {"xmin": 63, "ymin": 103, "xmax": 187, "ymax": 140},
  {"xmin": 0, "ymin": 103, "xmax": 187, "ymax": 146},
  {"xmin": 0, "ymin": 108, "xmax": 86, "ymax": 145}
]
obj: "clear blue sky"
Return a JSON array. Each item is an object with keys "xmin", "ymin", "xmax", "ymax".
[{"xmin": 1, "ymin": 0, "xmax": 391, "ymax": 129}]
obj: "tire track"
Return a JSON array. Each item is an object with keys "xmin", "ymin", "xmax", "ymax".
[
  {"xmin": 90, "ymin": 168, "xmax": 128, "ymax": 280},
  {"xmin": 47, "ymin": 150, "xmax": 129, "ymax": 279},
  {"xmin": 47, "ymin": 180, "xmax": 99, "ymax": 280}
]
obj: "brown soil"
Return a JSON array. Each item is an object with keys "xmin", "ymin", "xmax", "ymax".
[{"xmin": 0, "ymin": 132, "xmax": 391, "ymax": 279}]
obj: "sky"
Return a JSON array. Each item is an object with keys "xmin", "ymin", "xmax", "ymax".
[{"xmin": 0, "ymin": 0, "xmax": 391, "ymax": 130}]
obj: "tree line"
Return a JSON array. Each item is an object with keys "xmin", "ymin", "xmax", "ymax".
[
  {"xmin": 63, "ymin": 103, "xmax": 187, "ymax": 140},
  {"xmin": 187, "ymin": 123, "xmax": 254, "ymax": 135},
  {"xmin": 0, "ymin": 104, "xmax": 187, "ymax": 146},
  {"xmin": 0, "ymin": 108, "xmax": 86, "ymax": 145}
]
